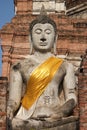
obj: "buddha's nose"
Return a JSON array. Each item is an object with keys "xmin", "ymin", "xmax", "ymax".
[{"xmin": 40, "ymin": 38, "xmax": 46, "ymax": 42}]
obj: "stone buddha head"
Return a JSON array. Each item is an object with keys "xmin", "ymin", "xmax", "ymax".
[{"xmin": 29, "ymin": 13, "xmax": 58, "ymax": 54}]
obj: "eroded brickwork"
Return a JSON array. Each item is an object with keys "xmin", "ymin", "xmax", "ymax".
[
  {"xmin": 66, "ymin": 0, "xmax": 87, "ymax": 19},
  {"xmin": 0, "ymin": 77, "xmax": 8, "ymax": 130},
  {"xmin": 66, "ymin": 0, "xmax": 86, "ymax": 9},
  {"xmin": 78, "ymin": 51, "xmax": 87, "ymax": 130}
]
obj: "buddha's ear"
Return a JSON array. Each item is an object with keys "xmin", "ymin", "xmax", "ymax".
[
  {"xmin": 53, "ymin": 34, "xmax": 58, "ymax": 55},
  {"xmin": 29, "ymin": 35, "xmax": 33, "ymax": 55}
]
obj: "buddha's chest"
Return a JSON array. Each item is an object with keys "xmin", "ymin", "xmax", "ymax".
[{"xmin": 20, "ymin": 59, "xmax": 65, "ymax": 86}]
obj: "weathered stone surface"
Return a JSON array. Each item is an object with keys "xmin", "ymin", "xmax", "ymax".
[
  {"xmin": 66, "ymin": 0, "xmax": 87, "ymax": 19},
  {"xmin": 7, "ymin": 116, "xmax": 79, "ymax": 130},
  {"xmin": 32, "ymin": 0, "xmax": 65, "ymax": 14}
]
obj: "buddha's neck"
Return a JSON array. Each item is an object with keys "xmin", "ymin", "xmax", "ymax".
[{"xmin": 34, "ymin": 51, "xmax": 54, "ymax": 61}]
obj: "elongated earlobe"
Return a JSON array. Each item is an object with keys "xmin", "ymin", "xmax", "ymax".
[
  {"xmin": 53, "ymin": 35, "xmax": 58, "ymax": 55},
  {"xmin": 53, "ymin": 42, "xmax": 57, "ymax": 55},
  {"xmin": 30, "ymin": 43, "xmax": 33, "ymax": 55},
  {"xmin": 29, "ymin": 36, "xmax": 33, "ymax": 55}
]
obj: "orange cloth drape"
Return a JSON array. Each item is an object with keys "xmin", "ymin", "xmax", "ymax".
[{"xmin": 22, "ymin": 57, "xmax": 63, "ymax": 110}]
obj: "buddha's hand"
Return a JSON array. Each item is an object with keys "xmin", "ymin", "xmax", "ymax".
[
  {"xmin": 44, "ymin": 113, "xmax": 63, "ymax": 122},
  {"xmin": 7, "ymin": 100, "xmax": 18, "ymax": 120},
  {"xmin": 7, "ymin": 106, "xmax": 14, "ymax": 120},
  {"xmin": 45, "ymin": 99, "xmax": 76, "ymax": 122}
]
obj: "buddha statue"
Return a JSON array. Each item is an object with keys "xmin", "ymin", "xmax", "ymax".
[{"xmin": 7, "ymin": 8, "xmax": 78, "ymax": 130}]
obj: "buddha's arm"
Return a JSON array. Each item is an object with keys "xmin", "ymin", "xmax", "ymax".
[
  {"xmin": 7, "ymin": 67, "xmax": 22, "ymax": 119},
  {"xmin": 63, "ymin": 62, "xmax": 77, "ymax": 104},
  {"xmin": 46, "ymin": 63, "xmax": 77, "ymax": 121},
  {"xmin": 61, "ymin": 62, "xmax": 77, "ymax": 116}
]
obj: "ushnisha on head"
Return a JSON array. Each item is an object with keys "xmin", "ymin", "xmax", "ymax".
[
  {"xmin": 29, "ymin": 15, "xmax": 57, "ymax": 39},
  {"xmin": 29, "ymin": 6, "xmax": 58, "ymax": 54}
]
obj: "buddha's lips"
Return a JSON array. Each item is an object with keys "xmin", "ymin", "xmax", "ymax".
[{"xmin": 39, "ymin": 42, "xmax": 47, "ymax": 46}]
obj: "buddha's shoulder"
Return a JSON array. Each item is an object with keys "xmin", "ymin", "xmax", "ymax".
[
  {"xmin": 11, "ymin": 55, "xmax": 37, "ymax": 71},
  {"xmin": 56, "ymin": 55, "xmax": 74, "ymax": 72}
]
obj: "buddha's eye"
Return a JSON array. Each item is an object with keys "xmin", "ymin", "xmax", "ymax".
[
  {"xmin": 45, "ymin": 29, "xmax": 51, "ymax": 34},
  {"xmin": 35, "ymin": 29, "xmax": 42, "ymax": 34}
]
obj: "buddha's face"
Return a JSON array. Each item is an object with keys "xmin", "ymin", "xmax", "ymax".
[{"xmin": 31, "ymin": 23, "xmax": 56, "ymax": 52}]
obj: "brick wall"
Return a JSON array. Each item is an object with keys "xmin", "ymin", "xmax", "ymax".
[
  {"xmin": 78, "ymin": 51, "xmax": 87, "ymax": 130},
  {"xmin": 14, "ymin": 0, "xmax": 32, "ymax": 15},
  {"xmin": 0, "ymin": 77, "xmax": 8, "ymax": 130}
]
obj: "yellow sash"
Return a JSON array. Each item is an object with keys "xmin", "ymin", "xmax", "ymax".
[{"xmin": 22, "ymin": 57, "xmax": 63, "ymax": 110}]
